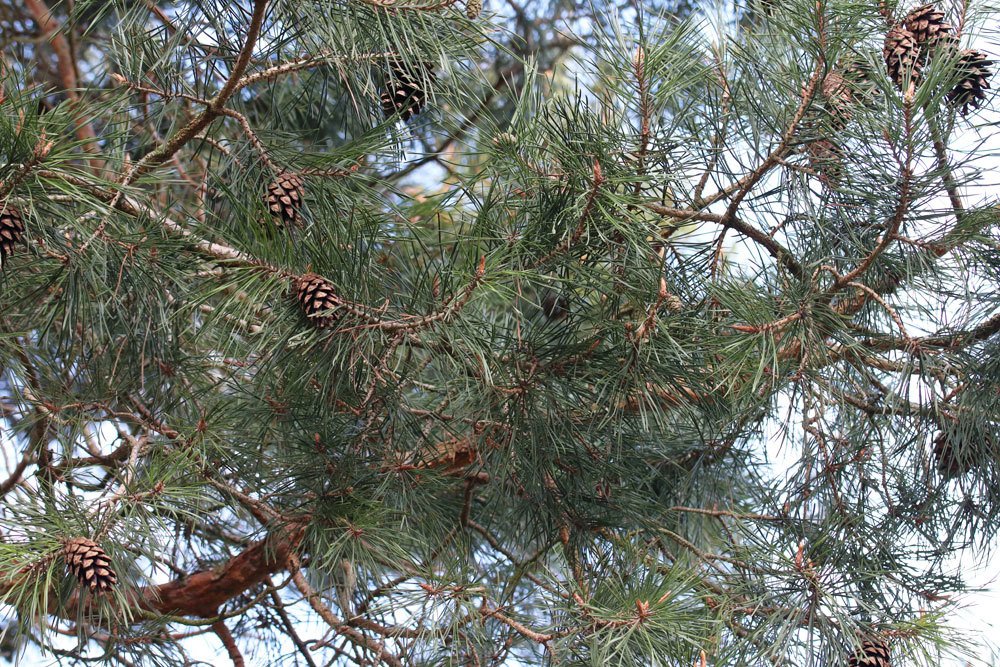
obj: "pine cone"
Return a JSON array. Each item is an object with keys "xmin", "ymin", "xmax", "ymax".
[
  {"xmin": 62, "ymin": 537, "xmax": 118, "ymax": 593},
  {"xmin": 265, "ymin": 172, "xmax": 305, "ymax": 227},
  {"xmin": 884, "ymin": 26, "xmax": 922, "ymax": 89},
  {"xmin": 847, "ymin": 639, "xmax": 891, "ymax": 667},
  {"xmin": 806, "ymin": 138, "xmax": 844, "ymax": 186},
  {"xmin": 0, "ymin": 206, "xmax": 25, "ymax": 267},
  {"xmin": 821, "ymin": 70, "xmax": 854, "ymax": 130},
  {"xmin": 933, "ymin": 429, "xmax": 993, "ymax": 478},
  {"xmin": 932, "ymin": 431, "xmax": 965, "ymax": 478},
  {"xmin": 902, "ymin": 3, "xmax": 952, "ymax": 52},
  {"xmin": 946, "ymin": 49, "xmax": 993, "ymax": 116},
  {"xmin": 297, "ymin": 273, "xmax": 343, "ymax": 328},
  {"xmin": 541, "ymin": 291, "xmax": 569, "ymax": 321},
  {"xmin": 840, "ymin": 58, "xmax": 881, "ymax": 109},
  {"xmin": 465, "ymin": 0, "xmax": 482, "ymax": 19},
  {"xmin": 381, "ymin": 60, "xmax": 432, "ymax": 122}
]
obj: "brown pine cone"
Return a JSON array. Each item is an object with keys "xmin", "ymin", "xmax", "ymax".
[
  {"xmin": 62, "ymin": 537, "xmax": 118, "ymax": 593},
  {"xmin": 806, "ymin": 138, "xmax": 844, "ymax": 186},
  {"xmin": 381, "ymin": 60, "xmax": 433, "ymax": 121},
  {"xmin": 946, "ymin": 49, "xmax": 994, "ymax": 116},
  {"xmin": 932, "ymin": 431, "xmax": 964, "ymax": 478},
  {"xmin": 297, "ymin": 273, "xmax": 343, "ymax": 328},
  {"xmin": 847, "ymin": 639, "xmax": 891, "ymax": 667},
  {"xmin": 0, "ymin": 206, "xmax": 25, "ymax": 267},
  {"xmin": 902, "ymin": 3, "xmax": 952, "ymax": 52},
  {"xmin": 265, "ymin": 172, "xmax": 305, "ymax": 227},
  {"xmin": 884, "ymin": 26, "xmax": 922, "ymax": 89},
  {"xmin": 822, "ymin": 70, "xmax": 854, "ymax": 130},
  {"xmin": 541, "ymin": 291, "xmax": 569, "ymax": 321}
]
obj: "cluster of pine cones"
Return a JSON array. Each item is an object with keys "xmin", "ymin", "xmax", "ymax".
[
  {"xmin": 261, "ymin": 174, "xmax": 348, "ymax": 326},
  {"xmin": 883, "ymin": 3, "xmax": 993, "ymax": 115},
  {"xmin": 261, "ymin": 56, "xmax": 439, "ymax": 327},
  {"xmin": 1, "ymin": 51, "xmax": 443, "ymax": 601},
  {"xmin": 262, "ymin": 57, "xmax": 433, "ymax": 228}
]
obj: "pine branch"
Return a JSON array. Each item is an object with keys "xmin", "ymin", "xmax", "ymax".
[
  {"xmin": 288, "ymin": 555, "xmax": 405, "ymax": 667},
  {"xmin": 125, "ymin": 0, "xmax": 269, "ymax": 181},
  {"xmin": 211, "ymin": 620, "xmax": 246, "ymax": 667},
  {"xmin": 646, "ymin": 203, "xmax": 805, "ymax": 280},
  {"xmin": 0, "ymin": 524, "xmax": 305, "ymax": 621}
]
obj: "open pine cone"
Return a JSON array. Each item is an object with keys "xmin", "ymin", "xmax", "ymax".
[
  {"xmin": 62, "ymin": 537, "xmax": 118, "ymax": 593},
  {"xmin": 380, "ymin": 60, "xmax": 433, "ymax": 121},
  {"xmin": 946, "ymin": 49, "xmax": 994, "ymax": 116},
  {"xmin": 884, "ymin": 25, "xmax": 922, "ymax": 89},
  {"xmin": 265, "ymin": 172, "xmax": 305, "ymax": 227},
  {"xmin": 297, "ymin": 273, "xmax": 343, "ymax": 328},
  {"xmin": 847, "ymin": 639, "xmax": 891, "ymax": 667},
  {"xmin": 0, "ymin": 206, "xmax": 25, "ymax": 267},
  {"xmin": 902, "ymin": 3, "xmax": 953, "ymax": 52}
]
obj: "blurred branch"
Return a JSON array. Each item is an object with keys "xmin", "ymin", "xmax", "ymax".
[
  {"xmin": 211, "ymin": 620, "xmax": 245, "ymax": 667},
  {"xmin": 23, "ymin": 0, "xmax": 102, "ymax": 170}
]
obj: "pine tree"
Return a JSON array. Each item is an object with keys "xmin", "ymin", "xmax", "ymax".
[{"xmin": 0, "ymin": 0, "xmax": 998, "ymax": 665}]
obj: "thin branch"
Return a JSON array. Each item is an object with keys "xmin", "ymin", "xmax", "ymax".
[
  {"xmin": 827, "ymin": 98, "xmax": 914, "ymax": 293},
  {"xmin": 288, "ymin": 556, "xmax": 404, "ymax": 667},
  {"xmin": 126, "ymin": 0, "xmax": 269, "ymax": 180},
  {"xmin": 264, "ymin": 577, "xmax": 320, "ymax": 667},
  {"xmin": 646, "ymin": 203, "xmax": 804, "ymax": 280},
  {"xmin": 211, "ymin": 620, "xmax": 245, "ymax": 667}
]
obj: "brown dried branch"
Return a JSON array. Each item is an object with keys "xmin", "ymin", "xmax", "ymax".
[{"xmin": 0, "ymin": 524, "xmax": 305, "ymax": 625}]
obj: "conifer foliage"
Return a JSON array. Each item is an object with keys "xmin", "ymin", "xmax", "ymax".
[{"xmin": 0, "ymin": 0, "xmax": 998, "ymax": 665}]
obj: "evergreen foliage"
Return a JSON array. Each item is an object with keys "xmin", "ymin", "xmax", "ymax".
[{"xmin": 0, "ymin": 0, "xmax": 997, "ymax": 664}]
